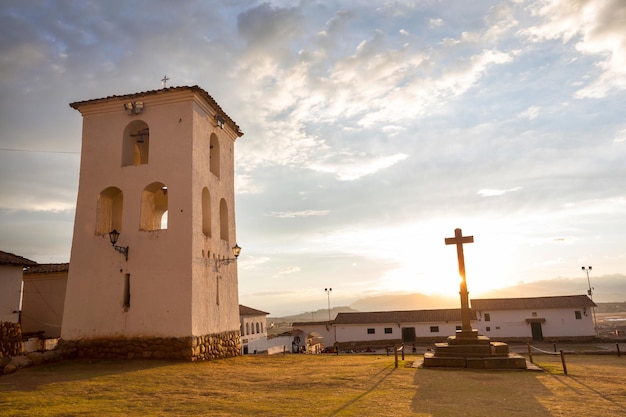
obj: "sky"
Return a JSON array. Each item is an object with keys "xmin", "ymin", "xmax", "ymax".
[{"xmin": 1, "ymin": 0, "xmax": 625, "ymax": 316}]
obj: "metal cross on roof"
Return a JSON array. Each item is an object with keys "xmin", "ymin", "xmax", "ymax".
[{"xmin": 161, "ymin": 75, "xmax": 170, "ymax": 88}]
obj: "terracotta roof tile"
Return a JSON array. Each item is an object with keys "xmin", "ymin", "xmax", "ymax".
[
  {"xmin": 471, "ymin": 295, "xmax": 596, "ymax": 310},
  {"xmin": 239, "ymin": 305, "xmax": 270, "ymax": 316},
  {"xmin": 69, "ymin": 85, "xmax": 243, "ymax": 136},
  {"xmin": 333, "ymin": 309, "xmax": 472, "ymax": 325},
  {"xmin": 24, "ymin": 263, "xmax": 69, "ymax": 274},
  {"xmin": 0, "ymin": 250, "xmax": 37, "ymax": 266}
]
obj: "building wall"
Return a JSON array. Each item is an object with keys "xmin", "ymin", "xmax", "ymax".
[
  {"xmin": 21, "ymin": 272, "xmax": 68, "ymax": 338},
  {"xmin": 293, "ymin": 323, "xmax": 335, "ymax": 346},
  {"xmin": 334, "ymin": 321, "xmax": 462, "ymax": 344},
  {"xmin": 62, "ymin": 88, "xmax": 241, "ymax": 344},
  {"xmin": 474, "ymin": 307, "xmax": 596, "ymax": 338},
  {"xmin": 240, "ymin": 314, "xmax": 267, "ymax": 353},
  {"xmin": 0, "ymin": 265, "xmax": 23, "ymax": 323}
]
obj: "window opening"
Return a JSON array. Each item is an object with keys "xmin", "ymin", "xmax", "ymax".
[
  {"xmin": 202, "ymin": 187, "xmax": 211, "ymax": 236},
  {"xmin": 430, "ymin": 326, "xmax": 440, "ymax": 333},
  {"xmin": 140, "ymin": 182, "xmax": 168, "ymax": 231},
  {"xmin": 95, "ymin": 187, "xmax": 123, "ymax": 235},
  {"xmin": 123, "ymin": 274, "xmax": 130, "ymax": 311},
  {"xmin": 484, "ymin": 313, "xmax": 491, "ymax": 322},
  {"xmin": 210, "ymin": 133, "xmax": 220, "ymax": 177},
  {"xmin": 367, "ymin": 328, "xmax": 375, "ymax": 334},
  {"xmin": 122, "ymin": 121, "xmax": 149, "ymax": 166},
  {"xmin": 384, "ymin": 327, "xmax": 393, "ymax": 334},
  {"xmin": 575, "ymin": 311, "xmax": 582, "ymax": 320},
  {"xmin": 219, "ymin": 198, "xmax": 229, "ymax": 241}
]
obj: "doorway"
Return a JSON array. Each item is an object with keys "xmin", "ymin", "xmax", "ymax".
[
  {"xmin": 530, "ymin": 322, "xmax": 544, "ymax": 341},
  {"xmin": 402, "ymin": 327, "xmax": 416, "ymax": 343}
]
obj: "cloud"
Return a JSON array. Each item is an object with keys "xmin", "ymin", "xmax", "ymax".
[
  {"xmin": 518, "ymin": 106, "xmax": 541, "ymax": 120},
  {"xmin": 276, "ymin": 266, "xmax": 301, "ymax": 275},
  {"xmin": 525, "ymin": 0, "xmax": 626, "ymax": 98},
  {"xmin": 269, "ymin": 210, "xmax": 330, "ymax": 219},
  {"xmin": 309, "ymin": 152, "xmax": 409, "ymax": 181},
  {"xmin": 477, "ymin": 187, "xmax": 522, "ymax": 197}
]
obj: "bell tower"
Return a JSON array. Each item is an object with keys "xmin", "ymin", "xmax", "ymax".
[{"xmin": 61, "ymin": 86, "xmax": 244, "ymax": 360}]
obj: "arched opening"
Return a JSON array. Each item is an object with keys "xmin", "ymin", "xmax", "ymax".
[
  {"xmin": 122, "ymin": 120, "xmax": 149, "ymax": 166},
  {"xmin": 95, "ymin": 186, "xmax": 123, "ymax": 235},
  {"xmin": 202, "ymin": 187, "xmax": 211, "ymax": 237},
  {"xmin": 210, "ymin": 133, "xmax": 220, "ymax": 177},
  {"xmin": 219, "ymin": 198, "xmax": 229, "ymax": 241},
  {"xmin": 140, "ymin": 182, "xmax": 168, "ymax": 231}
]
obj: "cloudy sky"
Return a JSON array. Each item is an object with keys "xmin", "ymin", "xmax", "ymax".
[{"xmin": 1, "ymin": 0, "xmax": 625, "ymax": 315}]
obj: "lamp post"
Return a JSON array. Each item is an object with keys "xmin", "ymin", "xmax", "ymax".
[
  {"xmin": 582, "ymin": 266, "xmax": 597, "ymax": 335},
  {"xmin": 324, "ymin": 288, "xmax": 332, "ymax": 322}
]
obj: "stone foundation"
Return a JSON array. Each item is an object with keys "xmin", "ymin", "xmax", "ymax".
[
  {"xmin": 423, "ymin": 329, "xmax": 527, "ymax": 369},
  {"xmin": 57, "ymin": 330, "xmax": 241, "ymax": 361},
  {"xmin": 0, "ymin": 321, "xmax": 24, "ymax": 358}
]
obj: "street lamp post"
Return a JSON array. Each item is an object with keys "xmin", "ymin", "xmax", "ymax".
[
  {"xmin": 324, "ymin": 288, "xmax": 332, "ymax": 322},
  {"xmin": 582, "ymin": 266, "xmax": 597, "ymax": 335}
]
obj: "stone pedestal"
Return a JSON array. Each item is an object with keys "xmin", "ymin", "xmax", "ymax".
[{"xmin": 423, "ymin": 329, "xmax": 526, "ymax": 369}]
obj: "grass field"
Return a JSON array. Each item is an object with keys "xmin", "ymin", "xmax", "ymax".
[{"xmin": 1, "ymin": 353, "xmax": 625, "ymax": 416}]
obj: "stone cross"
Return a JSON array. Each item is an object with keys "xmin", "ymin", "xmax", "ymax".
[{"xmin": 445, "ymin": 228, "xmax": 474, "ymax": 335}]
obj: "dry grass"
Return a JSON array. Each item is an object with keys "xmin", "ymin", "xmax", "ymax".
[{"xmin": 0, "ymin": 353, "xmax": 625, "ymax": 416}]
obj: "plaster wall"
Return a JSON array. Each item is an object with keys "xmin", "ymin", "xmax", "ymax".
[
  {"xmin": 21, "ymin": 272, "xmax": 67, "ymax": 338},
  {"xmin": 62, "ymin": 88, "xmax": 241, "ymax": 341},
  {"xmin": 334, "ymin": 321, "xmax": 462, "ymax": 343},
  {"xmin": 0, "ymin": 265, "xmax": 23, "ymax": 323},
  {"xmin": 474, "ymin": 307, "xmax": 596, "ymax": 338}
]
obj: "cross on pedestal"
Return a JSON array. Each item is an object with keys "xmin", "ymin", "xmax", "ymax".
[{"xmin": 445, "ymin": 228, "xmax": 475, "ymax": 335}]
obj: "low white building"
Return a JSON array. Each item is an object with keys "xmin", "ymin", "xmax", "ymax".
[
  {"xmin": 294, "ymin": 295, "xmax": 597, "ymax": 348},
  {"xmin": 471, "ymin": 295, "xmax": 597, "ymax": 341},
  {"xmin": 0, "ymin": 251, "xmax": 37, "ymax": 323},
  {"xmin": 239, "ymin": 305, "xmax": 269, "ymax": 354},
  {"xmin": 21, "ymin": 263, "xmax": 69, "ymax": 338}
]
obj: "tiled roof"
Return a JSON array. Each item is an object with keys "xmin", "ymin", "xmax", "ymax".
[
  {"xmin": 24, "ymin": 263, "xmax": 69, "ymax": 274},
  {"xmin": 69, "ymin": 85, "xmax": 243, "ymax": 136},
  {"xmin": 333, "ymin": 309, "xmax": 472, "ymax": 325},
  {"xmin": 471, "ymin": 295, "xmax": 596, "ymax": 310},
  {"xmin": 239, "ymin": 305, "xmax": 269, "ymax": 316},
  {"xmin": 0, "ymin": 250, "xmax": 37, "ymax": 266}
]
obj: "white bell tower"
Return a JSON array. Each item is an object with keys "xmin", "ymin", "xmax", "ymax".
[{"xmin": 61, "ymin": 86, "xmax": 244, "ymax": 360}]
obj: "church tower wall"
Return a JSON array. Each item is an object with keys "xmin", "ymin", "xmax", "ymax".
[{"xmin": 60, "ymin": 86, "xmax": 243, "ymax": 360}]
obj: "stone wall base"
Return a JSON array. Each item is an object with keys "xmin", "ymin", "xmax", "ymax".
[
  {"xmin": 57, "ymin": 330, "xmax": 241, "ymax": 361},
  {"xmin": 0, "ymin": 321, "xmax": 24, "ymax": 358}
]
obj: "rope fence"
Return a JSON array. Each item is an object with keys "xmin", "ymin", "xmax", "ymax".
[{"xmin": 527, "ymin": 343, "xmax": 568, "ymax": 374}]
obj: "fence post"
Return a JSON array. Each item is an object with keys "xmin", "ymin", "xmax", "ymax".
[
  {"xmin": 401, "ymin": 344, "xmax": 405, "ymax": 361},
  {"xmin": 560, "ymin": 350, "xmax": 568, "ymax": 375},
  {"xmin": 617, "ymin": 343, "xmax": 621, "ymax": 357},
  {"xmin": 527, "ymin": 343, "xmax": 533, "ymax": 364},
  {"xmin": 553, "ymin": 343, "xmax": 557, "ymax": 353},
  {"xmin": 394, "ymin": 345, "xmax": 399, "ymax": 368}
]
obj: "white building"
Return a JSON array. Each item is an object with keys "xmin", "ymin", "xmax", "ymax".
[
  {"xmin": 294, "ymin": 295, "xmax": 597, "ymax": 348},
  {"xmin": 239, "ymin": 305, "xmax": 269, "ymax": 354},
  {"xmin": 0, "ymin": 251, "xmax": 36, "ymax": 323},
  {"xmin": 472, "ymin": 295, "xmax": 597, "ymax": 341},
  {"xmin": 61, "ymin": 86, "xmax": 244, "ymax": 360},
  {"xmin": 21, "ymin": 263, "xmax": 69, "ymax": 338}
]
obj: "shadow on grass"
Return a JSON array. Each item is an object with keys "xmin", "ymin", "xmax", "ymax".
[
  {"xmin": 412, "ymin": 368, "xmax": 554, "ymax": 417},
  {"xmin": 0, "ymin": 359, "xmax": 173, "ymax": 392},
  {"xmin": 328, "ymin": 365, "xmax": 397, "ymax": 416}
]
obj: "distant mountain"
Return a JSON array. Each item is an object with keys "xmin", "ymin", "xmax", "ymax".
[
  {"xmin": 268, "ymin": 306, "xmax": 357, "ymax": 323},
  {"xmin": 351, "ymin": 293, "xmax": 458, "ymax": 312}
]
